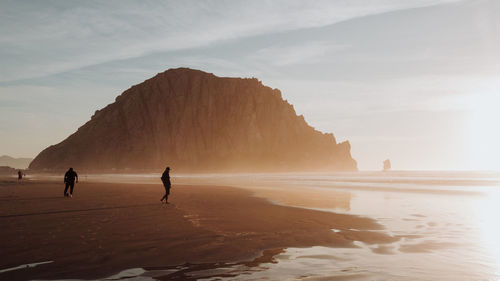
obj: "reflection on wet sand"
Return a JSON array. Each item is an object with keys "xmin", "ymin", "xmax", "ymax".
[
  {"xmin": 168, "ymin": 172, "xmax": 500, "ymax": 280},
  {"xmin": 251, "ymin": 186, "xmax": 351, "ymax": 211},
  {"xmin": 142, "ymin": 248, "xmax": 285, "ymax": 280}
]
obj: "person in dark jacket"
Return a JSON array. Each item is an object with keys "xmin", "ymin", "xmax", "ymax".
[
  {"xmin": 160, "ymin": 166, "xmax": 171, "ymax": 203},
  {"xmin": 64, "ymin": 167, "xmax": 78, "ymax": 198}
]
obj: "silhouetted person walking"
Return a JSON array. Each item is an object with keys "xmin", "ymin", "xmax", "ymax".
[
  {"xmin": 160, "ymin": 166, "xmax": 171, "ymax": 203},
  {"xmin": 64, "ymin": 167, "xmax": 78, "ymax": 198},
  {"xmin": 17, "ymin": 170, "xmax": 23, "ymax": 181}
]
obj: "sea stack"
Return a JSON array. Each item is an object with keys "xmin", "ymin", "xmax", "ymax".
[
  {"xmin": 383, "ymin": 159, "xmax": 391, "ymax": 171},
  {"xmin": 29, "ymin": 68, "xmax": 357, "ymax": 172}
]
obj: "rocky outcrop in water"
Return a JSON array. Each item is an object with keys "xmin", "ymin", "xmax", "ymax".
[{"xmin": 29, "ymin": 68, "xmax": 357, "ymax": 172}]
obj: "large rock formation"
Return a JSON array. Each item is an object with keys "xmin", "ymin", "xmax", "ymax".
[{"xmin": 30, "ymin": 68, "xmax": 357, "ymax": 172}]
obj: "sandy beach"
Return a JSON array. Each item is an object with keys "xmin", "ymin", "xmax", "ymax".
[{"xmin": 0, "ymin": 178, "xmax": 395, "ymax": 280}]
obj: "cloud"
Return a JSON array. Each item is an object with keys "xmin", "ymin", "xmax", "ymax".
[
  {"xmin": 0, "ymin": 0, "xmax": 460, "ymax": 83},
  {"xmin": 249, "ymin": 42, "xmax": 348, "ymax": 66}
]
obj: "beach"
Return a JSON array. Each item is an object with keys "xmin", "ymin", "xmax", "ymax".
[{"xmin": 0, "ymin": 178, "xmax": 394, "ymax": 281}]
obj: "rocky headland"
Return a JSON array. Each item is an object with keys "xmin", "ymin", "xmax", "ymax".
[{"xmin": 29, "ymin": 68, "xmax": 356, "ymax": 172}]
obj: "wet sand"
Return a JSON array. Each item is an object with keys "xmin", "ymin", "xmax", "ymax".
[{"xmin": 0, "ymin": 179, "xmax": 396, "ymax": 280}]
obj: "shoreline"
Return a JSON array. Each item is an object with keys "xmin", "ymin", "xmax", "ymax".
[{"xmin": 0, "ymin": 179, "xmax": 396, "ymax": 280}]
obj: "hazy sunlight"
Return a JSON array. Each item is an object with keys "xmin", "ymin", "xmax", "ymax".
[{"xmin": 465, "ymin": 92, "xmax": 500, "ymax": 171}]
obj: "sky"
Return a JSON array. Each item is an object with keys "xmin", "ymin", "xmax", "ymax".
[{"xmin": 0, "ymin": 0, "xmax": 499, "ymax": 171}]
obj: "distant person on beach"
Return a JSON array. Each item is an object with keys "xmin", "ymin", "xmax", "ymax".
[
  {"xmin": 160, "ymin": 166, "xmax": 171, "ymax": 203},
  {"xmin": 64, "ymin": 167, "xmax": 78, "ymax": 198},
  {"xmin": 17, "ymin": 170, "xmax": 23, "ymax": 181}
]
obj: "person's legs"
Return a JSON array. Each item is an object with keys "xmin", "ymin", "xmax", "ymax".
[
  {"xmin": 164, "ymin": 188, "xmax": 170, "ymax": 203},
  {"xmin": 64, "ymin": 182, "xmax": 70, "ymax": 196},
  {"xmin": 70, "ymin": 182, "xmax": 75, "ymax": 196},
  {"xmin": 161, "ymin": 182, "xmax": 170, "ymax": 203},
  {"xmin": 161, "ymin": 190, "xmax": 170, "ymax": 203}
]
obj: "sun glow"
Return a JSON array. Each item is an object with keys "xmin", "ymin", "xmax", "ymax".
[
  {"xmin": 477, "ymin": 189, "xmax": 500, "ymax": 275},
  {"xmin": 464, "ymin": 92, "xmax": 500, "ymax": 171}
]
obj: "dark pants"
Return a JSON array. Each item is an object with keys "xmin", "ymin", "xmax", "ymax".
[
  {"xmin": 64, "ymin": 181, "xmax": 75, "ymax": 195},
  {"xmin": 161, "ymin": 182, "xmax": 171, "ymax": 202}
]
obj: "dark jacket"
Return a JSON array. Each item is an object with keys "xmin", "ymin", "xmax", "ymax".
[
  {"xmin": 161, "ymin": 170, "xmax": 170, "ymax": 187},
  {"xmin": 64, "ymin": 170, "xmax": 78, "ymax": 183}
]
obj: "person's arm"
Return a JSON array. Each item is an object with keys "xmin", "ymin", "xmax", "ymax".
[
  {"xmin": 75, "ymin": 172, "xmax": 79, "ymax": 183},
  {"xmin": 64, "ymin": 173, "xmax": 67, "ymax": 183}
]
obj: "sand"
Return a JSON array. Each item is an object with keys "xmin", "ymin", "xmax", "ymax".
[{"xmin": 0, "ymin": 178, "xmax": 396, "ymax": 280}]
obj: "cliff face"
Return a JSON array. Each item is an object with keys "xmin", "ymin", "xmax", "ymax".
[{"xmin": 30, "ymin": 68, "xmax": 357, "ymax": 172}]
